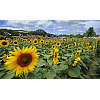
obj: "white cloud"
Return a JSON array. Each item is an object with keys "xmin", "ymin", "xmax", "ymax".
[
  {"xmin": 0, "ymin": 27, "xmax": 24, "ymax": 30},
  {"xmin": 35, "ymin": 20, "xmax": 53, "ymax": 28},
  {"xmin": 5, "ymin": 20, "xmax": 38, "ymax": 30}
]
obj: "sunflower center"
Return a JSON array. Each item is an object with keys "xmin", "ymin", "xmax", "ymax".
[
  {"xmin": 77, "ymin": 52, "xmax": 79, "ymax": 55},
  {"xmin": 57, "ymin": 43, "xmax": 59, "ymax": 45},
  {"xmin": 2, "ymin": 42, "xmax": 7, "ymax": 45},
  {"xmin": 48, "ymin": 51, "xmax": 51, "ymax": 53},
  {"xmin": 14, "ymin": 42, "xmax": 17, "ymax": 44},
  {"xmin": 35, "ymin": 40, "xmax": 37, "ymax": 43},
  {"xmin": 17, "ymin": 54, "xmax": 32, "ymax": 67}
]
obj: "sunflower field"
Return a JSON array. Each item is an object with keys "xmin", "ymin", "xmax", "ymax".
[{"xmin": 0, "ymin": 37, "xmax": 100, "ymax": 79}]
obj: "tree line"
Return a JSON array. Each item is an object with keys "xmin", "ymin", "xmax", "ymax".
[{"xmin": 0, "ymin": 27, "xmax": 99, "ymax": 38}]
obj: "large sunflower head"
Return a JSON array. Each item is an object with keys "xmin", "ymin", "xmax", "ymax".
[
  {"xmin": 4, "ymin": 46, "xmax": 40, "ymax": 77},
  {"xmin": 33, "ymin": 39, "xmax": 38, "ymax": 44},
  {"xmin": 0, "ymin": 40, "xmax": 9, "ymax": 47},
  {"xmin": 56, "ymin": 42, "xmax": 61, "ymax": 47},
  {"xmin": 13, "ymin": 41, "xmax": 18, "ymax": 45}
]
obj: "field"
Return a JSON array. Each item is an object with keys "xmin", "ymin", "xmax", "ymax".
[{"xmin": 0, "ymin": 37, "xmax": 100, "ymax": 79}]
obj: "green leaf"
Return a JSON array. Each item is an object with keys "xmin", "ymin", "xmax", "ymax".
[
  {"xmin": 79, "ymin": 60, "xmax": 88, "ymax": 70},
  {"xmin": 68, "ymin": 67, "xmax": 80, "ymax": 77},
  {"xmin": 27, "ymin": 72, "xmax": 37, "ymax": 79},
  {"xmin": 90, "ymin": 70, "xmax": 99, "ymax": 75},
  {"xmin": 1, "ymin": 72, "xmax": 15, "ymax": 79},
  {"xmin": 47, "ymin": 59, "xmax": 53, "ymax": 65},
  {"xmin": 64, "ymin": 53, "xmax": 72, "ymax": 57},
  {"xmin": 0, "ymin": 72, "xmax": 5, "ymax": 78},
  {"xmin": 4, "ymin": 73, "xmax": 15, "ymax": 79},
  {"xmin": 55, "ymin": 63, "xmax": 68, "ymax": 71},
  {"xmin": 54, "ymin": 75, "xmax": 61, "ymax": 79},
  {"xmin": 43, "ymin": 55, "xmax": 51, "ymax": 59},
  {"xmin": 79, "ymin": 75, "xmax": 84, "ymax": 79},
  {"xmin": 62, "ymin": 57, "xmax": 67, "ymax": 60},
  {"xmin": 0, "ymin": 57, "xmax": 3, "ymax": 59},
  {"xmin": 34, "ymin": 68, "xmax": 40, "ymax": 74},
  {"xmin": 83, "ymin": 75, "xmax": 91, "ymax": 79},
  {"xmin": 0, "ymin": 65, "xmax": 6, "ymax": 70},
  {"xmin": 44, "ymin": 70, "xmax": 56, "ymax": 79},
  {"xmin": 37, "ymin": 60, "xmax": 46, "ymax": 67}
]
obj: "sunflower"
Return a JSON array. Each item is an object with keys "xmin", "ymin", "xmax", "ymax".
[
  {"xmin": 10, "ymin": 39, "xmax": 12, "ymax": 42},
  {"xmin": 2, "ymin": 54, "xmax": 11, "ymax": 62},
  {"xmin": 29, "ymin": 40, "xmax": 32, "ymax": 44},
  {"xmin": 0, "ymin": 40, "xmax": 9, "ymax": 47},
  {"xmin": 75, "ymin": 50, "xmax": 81, "ymax": 57},
  {"xmin": 16, "ymin": 38, "xmax": 19, "ymax": 40},
  {"xmin": 53, "ymin": 48, "xmax": 60, "ymax": 65},
  {"xmin": 67, "ymin": 44, "xmax": 70, "ymax": 49},
  {"xmin": 92, "ymin": 46, "xmax": 95, "ymax": 50},
  {"xmin": 13, "ymin": 38, "xmax": 16, "ymax": 41},
  {"xmin": 60, "ymin": 39, "xmax": 63, "ymax": 43},
  {"xmin": 43, "ymin": 43, "xmax": 45, "ymax": 46},
  {"xmin": 45, "ymin": 40, "xmax": 49, "ymax": 45},
  {"xmin": 64, "ymin": 39, "xmax": 66, "ymax": 42},
  {"xmin": 6, "ymin": 38, "xmax": 9, "ymax": 40},
  {"xmin": 50, "ymin": 40, "xmax": 52, "ymax": 44},
  {"xmin": 72, "ymin": 60, "xmax": 78, "ymax": 66},
  {"xmin": 52, "ymin": 45, "xmax": 56, "ymax": 49},
  {"xmin": 33, "ymin": 39, "xmax": 38, "ymax": 44},
  {"xmin": 86, "ymin": 43, "xmax": 90, "ymax": 47},
  {"xmin": 4, "ymin": 46, "xmax": 40, "ymax": 77},
  {"xmin": 81, "ymin": 42, "xmax": 84, "ymax": 45},
  {"xmin": 85, "ymin": 46, "xmax": 91, "ymax": 50},
  {"xmin": 23, "ymin": 39, "xmax": 27, "ymax": 42},
  {"xmin": 2, "ymin": 54, "xmax": 7, "ymax": 62},
  {"xmin": 74, "ymin": 42, "xmax": 76, "ymax": 46},
  {"xmin": 54, "ymin": 38, "xmax": 57, "ymax": 42},
  {"xmin": 30, "ymin": 46, "xmax": 36, "ymax": 50},
  {"xmin": 78, "ymin": 43, "xmax": 80, "ymax": 46},
  {"xmin": 20, "ymin": 43, "xmax": 23, "ymax": 45},
  {"xmin": 56, "ymin": 42, "xmax": 61, "ymax": 47},
  {"xmin": 83, "ymin": 49, "xmax": 86, "ymax": 52},
  {"xmin": 71, "ymin": 46, "xmax": 74, "ymax": 49},
  {"xmin": 40, "ymin": 39, "xmax": 44, "ymax": 44},
  {"xmin": 47, "ymin": 50, "xmax": 52, "ymax": 55},
  {"xmin": 13, "ymin": 41, "xmax": 18, "ymax": 45},
  {"xmin": 72, "ymin": 57, "xmax": 81, "ymax": 66}
]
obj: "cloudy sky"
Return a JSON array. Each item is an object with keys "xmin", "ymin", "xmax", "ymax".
[{"xmin": 0, "ymin": 20, "xmax": 100, "ymax": 35}]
